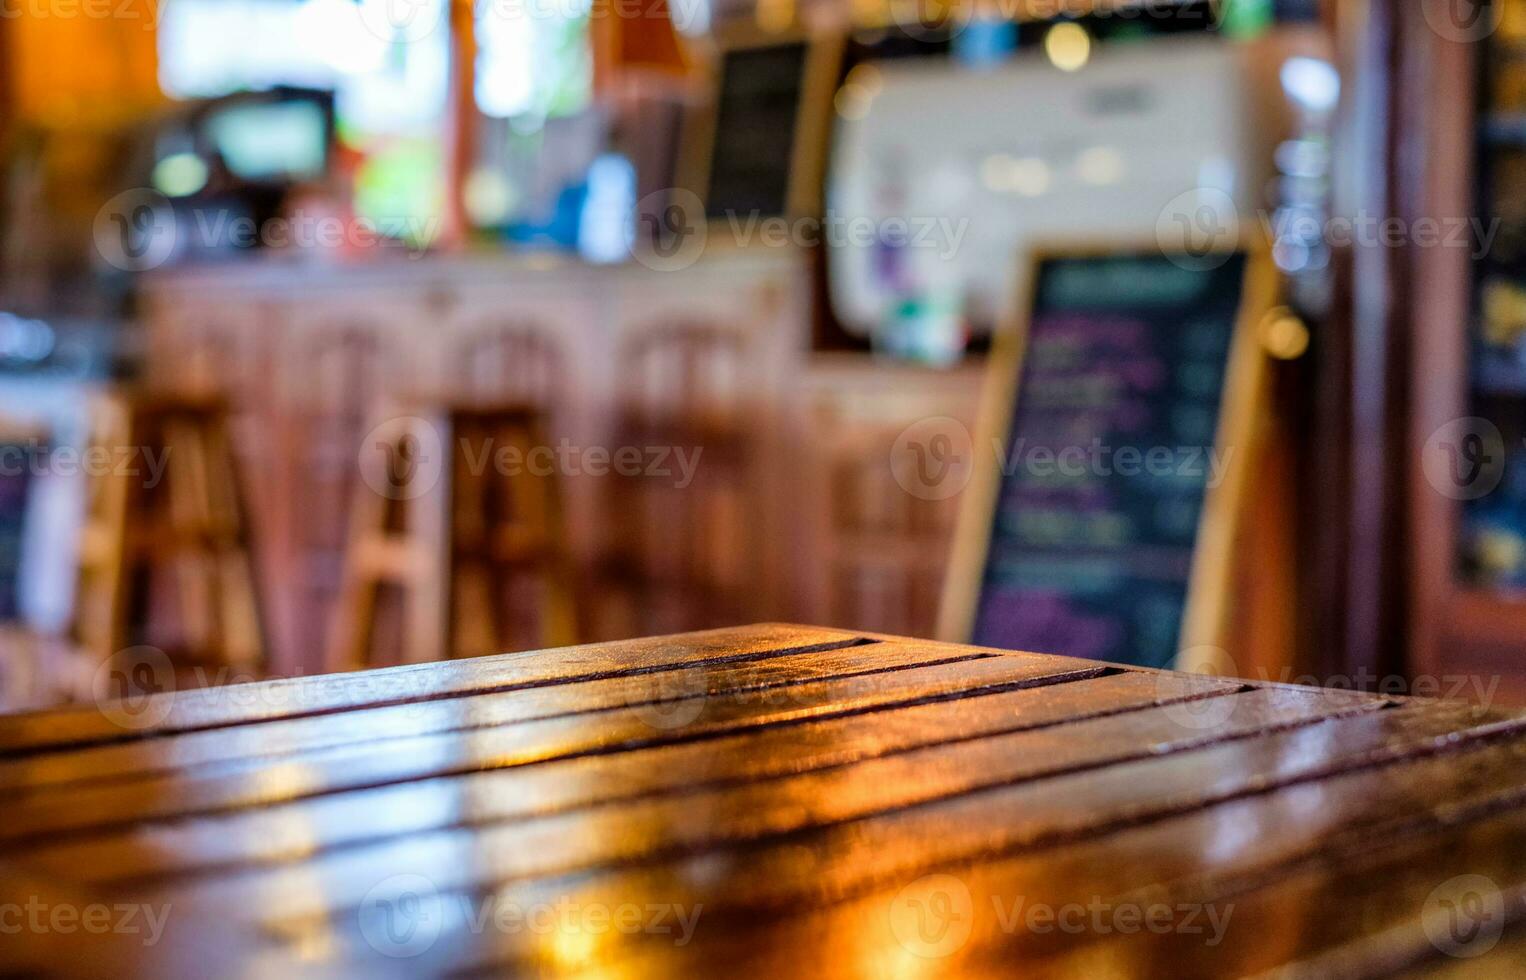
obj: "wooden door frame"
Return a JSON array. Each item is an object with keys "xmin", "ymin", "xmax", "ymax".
[
  {"xmin": 1394, "ymin": 0, "xmax": 1526, "ymax": 699},
  {"xmin": 1322, "ymin": 0, "xmax": 1408, "ymax": 685}
]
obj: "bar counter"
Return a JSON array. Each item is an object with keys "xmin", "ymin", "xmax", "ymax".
[{"xmin": 138, "ymin": 251, "xmax": 985, "ymax": 673}]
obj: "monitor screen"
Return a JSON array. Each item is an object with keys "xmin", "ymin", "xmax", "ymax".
[{"xmin": 205, "ymin": 99, "xmax": 329, "ymax": 182}]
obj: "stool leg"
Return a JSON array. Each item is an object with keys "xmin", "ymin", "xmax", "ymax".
[
  {"xmin": 326, "ymin": 459, "xmax": 386, "ymax": 673},
  {"xmin": 75, "ymin": 400, "xmax": 133, "ymax": 662},
  {"xmin": 406, "ymin": 416, "xmax": 452, "ymax": 664},
  {"xmin": 499, "ymin": 415, "xmax": 577, "ymax": 650},
  {"xmin": 452, "ymin": 562, "xmax": 500, "ymax": 658},
  {"xmin": 532, "ymin": 447, "xmax": 578, "ymax": 650},
  {"xmin": 165, "ymin": 417, "xmax": 218, "ymax": 659},
  {"xmin": 540, "ymin": 562, "xmax": 579, "ymax": 649},
  {"xmin": 449, "ymin": 434, "xmax": 500, "ymax": 658},
  {"xmin": 206, "ymin": 415, "xmax": 264, "ymax": 669}
]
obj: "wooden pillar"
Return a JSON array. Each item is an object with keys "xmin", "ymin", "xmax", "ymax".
[
  {"xmin": 441, "ymin": 0, "xmax": 477, "ymax": 247},
  {"xmin": 1321, "ymin": 0, "xmax": 1400, "ymax": 686},
  {"xmin": 0, "ymin": 17, "xmax": 12, "ymax": 137}
]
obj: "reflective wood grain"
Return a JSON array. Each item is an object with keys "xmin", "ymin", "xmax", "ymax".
[{"xmin": 1, "ymin": 625, "xmax": 1522, "ymax": 978}]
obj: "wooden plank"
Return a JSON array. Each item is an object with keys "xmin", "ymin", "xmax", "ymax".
[
  {"xmin": 0, "ymin": 639, "xmax": 1007, "ymax": 791},
  {"xmin": 404, "ymin": 727, "xmax": 1526, "ymax": 978},
  {"xmin": 604, "ymin": 805, "xmax": 1526, "ymax": 980},
  {"xmin": 2, "ymin": 625, "xmax": 1518, "ymax": 979},
  {"xmin": 0, "ymin": 656, "xmax": 1113, "ymax": 839},
  {"xmin": 92, "ymin": 687, "xmax": 1403, "ymax": 924},
  {"xmin": 1396, "ymin": 928, "xmax": 1526, "ymax": 979},
  {"xmin": 6, "ymin": 671, "xmax": 1243, "ymax": 866},
  {"xmin": 255, "ymin": 700, "xmax": 1518, "ymax": 973},
  {"xmin": 0, "ymin": 624, "xmax": 864, "ymax": 753},
  {"xmin": 0, "ymin": 863, "xmax": 297, "ymax": 980},
  {"xmin": 954, "ymin": 739, "xmax": 1526, "ymax": 978},
  {"xmin": 1011, "ymin": 807, "xmax": 1526, "ymax": 979}
]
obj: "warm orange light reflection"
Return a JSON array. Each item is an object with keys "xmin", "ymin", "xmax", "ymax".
[{"xmin": 549, "ymin": 919, "xmax": 601, "ymax": 970}]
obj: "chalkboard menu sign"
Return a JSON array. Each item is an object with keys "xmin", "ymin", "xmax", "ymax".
[
  {"xmin": 0, "ymin": 447, "xmax": 32, "ymax": 621},
  {"xmin": 684, "ymin": 32, "xmax": 843, "ymax": 223},
  {"xmin": 705, "ymin": 44, "xmax": 808, "ymax": 220},
  {"xmin": 942, "ymin": 247, "xmax": 1273, "ymax": 669}
]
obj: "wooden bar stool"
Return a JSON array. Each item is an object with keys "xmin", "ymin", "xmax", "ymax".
[
  {"xmin": 454, "ymin": 321, "xmax": 566, "ymax": 410},
  {"xmin": 593, "ymin": 322, "xmax": 759, "ymax": 637},
  {"xmin": 327, "ymin": 403, "xmax": 578, "ymax": 671},
  {"xmin": 71, "ymin": 391, "xmax": 267, "ymax": 673},
  {"xmin": 276, "ymin": 322, "xmax": 399, "ymax": 676},
  {"xmin": 818, "ymin": 420, "xmax": 956, "ymax": 636}
]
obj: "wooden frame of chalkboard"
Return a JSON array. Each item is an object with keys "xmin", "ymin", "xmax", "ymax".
[
  {"xmin": 938, "ymin": 240, "xmax": 1279, "ymax": 672},
  {"xmin": 677, "ymin": 27, "xmax": 845, "ymax": 226}
]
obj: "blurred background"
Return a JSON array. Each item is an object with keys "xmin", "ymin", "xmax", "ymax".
[{"xmin": 0, "ymin": 0, "xmax": 1520, "ymax": 707}]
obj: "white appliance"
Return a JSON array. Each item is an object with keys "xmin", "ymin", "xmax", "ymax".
[{"xmin": 826, "ymin": 36, "xmax": 1260, "ymax": 336}]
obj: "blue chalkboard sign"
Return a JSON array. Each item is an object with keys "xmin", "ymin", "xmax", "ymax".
[
  {"xmin": 0, "ymin": 445, "xmax": 33, "ymax": 622},
  {"xmin": 942, "ymin": 245, "xmax": 1275, "ymax": 669}
]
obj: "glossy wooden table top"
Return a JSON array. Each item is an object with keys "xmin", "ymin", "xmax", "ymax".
[{"xmin": 2, "ymin": 624, "xmax": 1523, "ymax": 978}]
